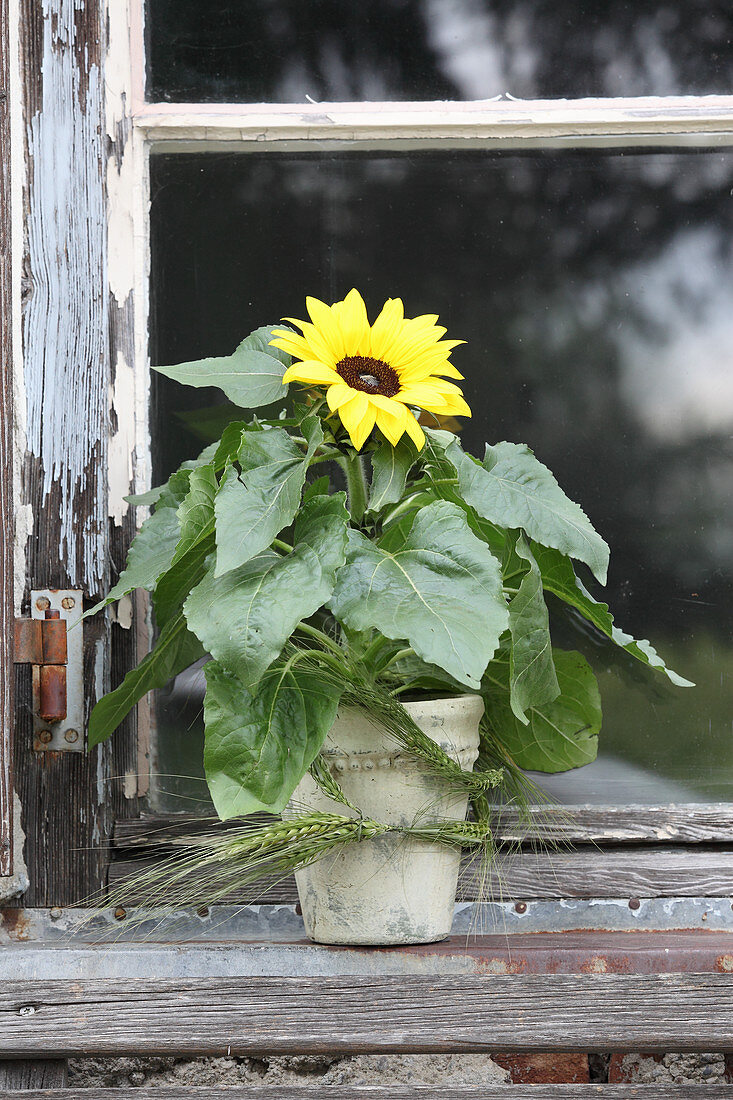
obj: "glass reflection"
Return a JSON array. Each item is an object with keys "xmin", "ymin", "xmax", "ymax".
[
  {"xmin": 146, "ymin": 0, "xmax": 733, "ymax": 103},
  {"xmin": 150, "ymin": 148, "xmax": 733, "ymax": 808}
]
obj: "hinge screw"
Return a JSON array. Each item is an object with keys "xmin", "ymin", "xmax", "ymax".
[
  {"xmin": 628, "ymin": 897, "xmax": 641, "ymax": 910},
  {"xmin": 49, "ymin": 907, "xmax": 63, "ymax": 920},
  {"xmin": 114, "ymin": 907, "xmax": 127, "ymax": 921},
  {"xmin": 64, "ymin": 729, "xmax": 79, "ymax": 744},
  {"xmin": 61, "ymin": 596, "xmax": 75, "ymax": 609},
  {"xmin": 35, "ymin": 596, "xmax": 50, "ymax": 611},
  {"xmin": 514, "ymin": 901, "xmax": 527, "ymax": 914},
  {"xmin": 37, "ymin": 729, "xmax": 53, "ymax": 744}
]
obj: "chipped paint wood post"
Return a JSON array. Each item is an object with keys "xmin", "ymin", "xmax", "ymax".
[
  {"xmin": 0, "ymin": 0, "xmax": 14, "ymax": 878},
  {"xmin": 14, "ymin": 0, "xmax": 137, "ymax": 904}
]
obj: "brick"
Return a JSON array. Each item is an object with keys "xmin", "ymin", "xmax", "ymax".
[{"xmin": 492, "ymin": 1053, "xmax": 589, "ymax": 1084}]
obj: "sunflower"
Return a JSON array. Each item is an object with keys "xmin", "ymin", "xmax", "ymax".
[{"xmin": 269, "ymin": 289, "xmax": 471, "ymax": 451}]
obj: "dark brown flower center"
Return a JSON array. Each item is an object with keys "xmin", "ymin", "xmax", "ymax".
[{"xmin": 336, "ymin": 355, "xmax": 401, "ymax": 397}]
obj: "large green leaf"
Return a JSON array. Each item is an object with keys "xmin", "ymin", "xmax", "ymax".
[
  {"xmin": 368, "ymin": 437, "xmax": 415, "ymax": 513},
  {"xmin": 534, "ymin": 543, "xmax": 694, "ymax": 687},
  {"xmin": 153, "ymin": 470, "xmax": 218, "ymax": 629},
  {"xmin": 88, "ymin": 613, "xmax": 205, "ymax": 747},
  {"xmin": 329, "ymin": 500, "xmax": 508, "ymax": 689},
  {"xmin": 214, "ymin": 417, "xmax": 323, "ymax": 577},
  {"xmin": 185, "ymin": 493, "xmax": 347, "ymax": 690},
  {"xmin": 85, "ymin": 468, "xmax": 192, "ymax": 618},
  {"xmin": 152, "ymin": 325, "xmax": 291, "ymax": 408},
  {"xmin": 484, "ymin": 648, "xmax": 601, "ymax": 772},
  {"xmin": 203, "ymin": 658, "xmax": 342, "ymax": 819},
  {"xmin": 174, "ymin": 464, "xmax": 218, "ymax": 564},
  {"xmin": 506, "ymin": 533, "xmax": 559, "ymax": 724},
  {"xmin": 426, "ymin": 428, "xmax": 610, "ymax": 584}
]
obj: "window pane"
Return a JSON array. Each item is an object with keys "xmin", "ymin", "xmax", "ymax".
[
  {"xmin": 146, "ymin": 0, "xmax": 733, "ymax": 104},
  {"xmin": 150, "ymin": 147, "xmax": 733, "ymax": 808}
]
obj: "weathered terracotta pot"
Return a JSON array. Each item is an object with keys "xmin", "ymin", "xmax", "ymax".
[{"xmin": 291, "ymin": 695, "xmax": 482, "ymax": 945}]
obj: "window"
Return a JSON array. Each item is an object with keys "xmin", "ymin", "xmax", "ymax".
[{"xmin": 7, "ymin": 0, "xmax": 733, "ymax": 914}]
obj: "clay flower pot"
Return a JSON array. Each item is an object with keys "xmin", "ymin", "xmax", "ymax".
[{"xmin": 291, "ymin": 695, "xmax": 483, "ymax": 945}]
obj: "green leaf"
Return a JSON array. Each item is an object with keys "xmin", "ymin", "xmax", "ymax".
[
  {"xmin": 88, "ymin": 613, "xmax": 205, "ymax": 747},
  {"xmin": 203, "ymin": 657, "xmax": 342, "ymax": 819},
  {"xmin": 214, "ymin": 417, "xmax": 323, "ymax": 577},
  {"xmin": 329, "ymin": 499, "xmax": 509, "ymax": 689},
  {"xmin": 534, "ymin": 544, "xmax": 694, "ymax": 687},
  {"xmin": 427, "ymin": 428, "xmax": 610, "ymax": 584},
  {"xmin": 174, "ymin": 464, "xmax": 218, "ymax": 564},
  {"xmin": 85, "ymin": 468, "xmax": 192, "ymax": 618},
  {"xmin": 367, "ymin": 437, "xmax": 415, "ymax": 513},
  {"xmin": 152, "ymin": 325, "xmax": 291, "ymax": 408},
  {"xmin": 484, "ymin": 648, "xmax": 601, "ymax": 772},
  {"xmin": 185, "ymin": 494, "xmax": 347, "ymax": 690},
  {"xmin": 507, "ymin": 533, "xmax": 559, "ymax": 724},
  {"xmin": 383, "ymin": 651, "xmax": 466, "ymax": 696}
]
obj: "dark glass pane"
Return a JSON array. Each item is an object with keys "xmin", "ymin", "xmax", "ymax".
[
  {"xmin": 147, "ymin": 0, "xmax": 733, "ymax": 104},
  {"xmin": 150, "ymin": 147, "xmax": 733, "ymax": 808}
]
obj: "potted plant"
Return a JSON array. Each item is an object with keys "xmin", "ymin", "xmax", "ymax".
[{"xmin": 88, "ymin": 289, "xmax": 691, "ymax": 945}]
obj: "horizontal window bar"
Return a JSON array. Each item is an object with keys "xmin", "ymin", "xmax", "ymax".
[{"xmin": 135, "ymin": 96, "xmax": 733, "ymax": 151}]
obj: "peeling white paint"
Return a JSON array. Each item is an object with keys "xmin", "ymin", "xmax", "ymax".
[
  {"xmin": 108, "ymin": 351, "xmax": 135, "ymax": 525},
  {"xmin": 110, "ymin": 593, "xmax": 133, "ymax": 630},
  {"xmin": 23, "ymin": 0, "xmax": 108, "ymax": 594},
  {"xmin": 106, "ymin": 0, "xmax": 151, "ymax": 520},
  {"xmin": 123, "ymin": 771, "xmax": 137, "ymax": 799}
]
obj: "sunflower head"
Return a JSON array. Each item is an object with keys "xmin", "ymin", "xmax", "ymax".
[{"xmin": 269, "ymin": 289, "xmax": 471, "ymax": 451}]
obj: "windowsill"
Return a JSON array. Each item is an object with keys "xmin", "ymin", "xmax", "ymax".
[{"xmin": 2, "ymin": 904, "xmax": 733, "ymax": 981}]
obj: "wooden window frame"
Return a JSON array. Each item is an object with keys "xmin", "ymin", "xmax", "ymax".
[{"xmin": 5, "ymin": 0, "xmax": 733, "ymax": 906}]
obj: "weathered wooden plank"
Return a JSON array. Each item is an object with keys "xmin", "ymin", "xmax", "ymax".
[
  {"xmin": 2, "ymin": 975, "xmax": 733, "ymax": 1056},
  {"xmin": 12, "ymin": 0, "xmax": 136, "ymax": 905},
  {"xmin": 108, "ymin": 846, "xmax": 733, "ymax": 903},
  {"xmin": 0, "ymin": 0, "xmax": 13, "ymax": 879},
  {"xmin": 1, "ymin": 1089, "xmax": 732, "ymax": 1100},
  {"xmin": 113, "ymin": 805, "xmax": 733, "ymax": 849},
  {"xmin": 0, "ymin": 1061, "xmax": 68, "ymax": 1088},
  {"xmin": 461, "ymin": 847, "xmax": 733, "ymax": 900}
]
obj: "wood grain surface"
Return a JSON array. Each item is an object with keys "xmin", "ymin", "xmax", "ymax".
[
  {"xmin": 0, "ymin": 0, "xmax": 12, "ymax": 879},
  {"xmin": 109, "ymin": 845, "xmax": 733, "ymax": 903},
  {"xmin": 0, "ymin": 1061, "xmax": 68, "ymax": 1088},
  {"xmin": 2, "ymin": 975, "xmax": 733, "ymax": 1057},
  {"xmin": 114, "ymin": 805, "xmax": 733, "ymax": 849}
]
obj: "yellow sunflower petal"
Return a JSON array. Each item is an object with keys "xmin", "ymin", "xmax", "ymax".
[
  {"xmin": 281, "ymin": 361, "xmax": 341, "ymax": 386},
  {"xmin": 305, "ymin": 296, "xmax": 346, "ymax": 361},
  {"xmin": 402, "ymin": 410, "xmax": 426, "ymax": 450},
  {"xmin": 325, "ymin": 381, "xmax": 355, "ymax": 411},
  {"xmin": 349, "ymin": 405, "xmax": 378, "ymax": 451},
  {"xmin": 375, "ymin": 403, "xmax": 408, "ymax": 446},
  {"xmin": 338, "ymin": 392, "xmax": 370, "ymax": 444},
  {"xmin": 369, "ymin": 298, "xmax": 405, "ymax": 360},
  {"xmin": 438, "ymin": 395, "xmax": 473, "ymax": 418},
  {"xmin": 269, "ymin": 330, "xmax": 318, "ymax": 361},
  {"xmin": 332, "ymin": 289, "xmax": 370, "ymax": 356},
  {"xmin": 396, "ymin": 385, "xmax": 449, "ymax": 408}
]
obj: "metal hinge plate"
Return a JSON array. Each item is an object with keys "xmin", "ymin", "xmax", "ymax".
[{"xmin": 14, "ymin": 590, "xmax": 84, "ymax": 753}]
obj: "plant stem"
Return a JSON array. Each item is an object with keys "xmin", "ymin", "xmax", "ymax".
[
  {"xmin": 342, "ymin": 453, "xmax": 369, "ymax": 523},
  {"xmin": 273, "ymin": 538, "xmax": 293, "ymax": 554},
  {"xmin": 294, "ymin": 621, "xmax": 344, "ymax": 657},
  {"xmin": 376, "ymin": 647, "xmax": 415, "ymax": 674}
]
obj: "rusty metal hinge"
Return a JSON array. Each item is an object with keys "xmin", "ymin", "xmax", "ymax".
[{"xmin": 14, "ymin": 590, "xmax": 84, "ymax": 753}]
